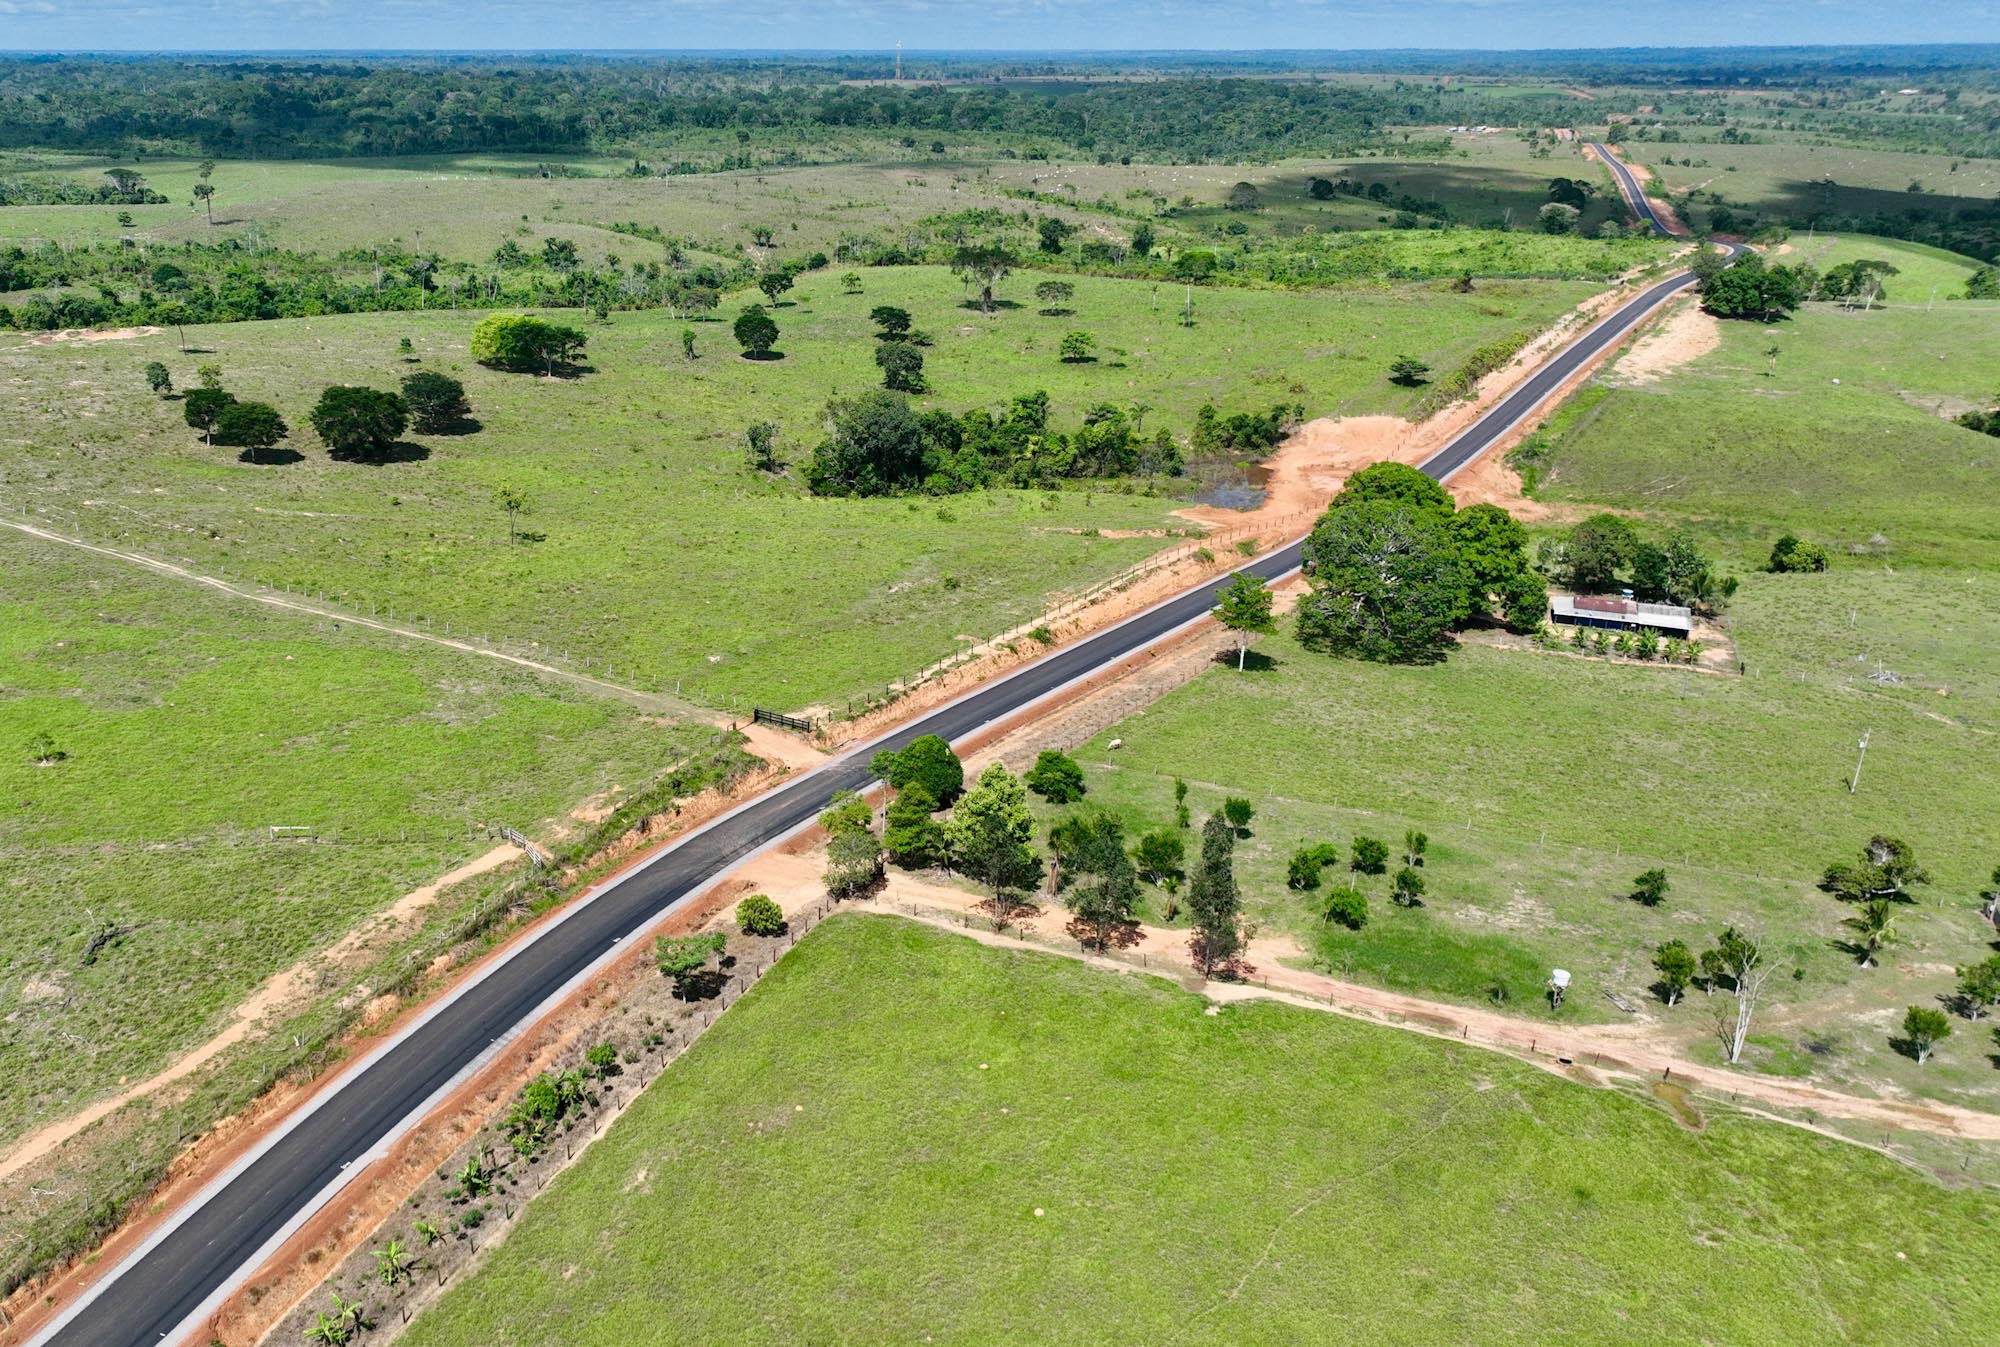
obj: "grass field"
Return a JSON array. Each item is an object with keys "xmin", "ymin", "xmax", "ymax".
[
  {"xmin": 0, "ymin": 527, "xmax": 704, "ymax": 1146},
  {"xmin": 1542, "ymin": 238, "xmax": 2000, "ymax": 568},
  {"xmin": 1630, "ymin": 139, "xmax": 2000, "ymax": 231},
  {"xmin": 400, "ymin": 914, "xmax": 2000, "ymax": 1347},
  {"xmin": 1, "ymin": 264, "xmax": 1599, "ymax": 709}
]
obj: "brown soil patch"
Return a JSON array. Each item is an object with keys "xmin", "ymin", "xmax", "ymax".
[
  {"xmin": 23, "ymin": 326, "xmax": 162, "ymax": 347},
  {"xmin": 1612, "ymin": 295, "xmax": 1719, "ymax": 384}
]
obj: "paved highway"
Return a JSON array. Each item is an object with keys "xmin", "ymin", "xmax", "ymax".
[
  {"xmin": 1591, "ymin": 141, "xmax": 1673, "ymax": 236},
  {"xmin": 35, "ymin": 209, "xmax": 1710, "ymax": 1347}
]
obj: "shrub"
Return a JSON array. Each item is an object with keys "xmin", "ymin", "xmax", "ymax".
[
  {"xmin": 736, "ymin": 893, "xmax": 786, "ymax": 936},
  {"xmin": 1025, "ymin": 749, "xmax": 1087, "ymax": 804},
  {"xmin": 1322, "ymin": 887, "xmax": 1369, "ymax": 929},
  {"xmin": 1350, "ymin": 835, "xmax": 1389, "ymax": 875},
  {"xmin": 1287, "ymin": 842, "xmax": 1340, "ymax": 891},
  {"xmin": 870, "ymin": 734, "xmax": 964, "ymax": 805},
  {"xmin": 1768, "ymin": 533, "xmax": 1830, "ymax": 573},
  {"xmin": 1222, "ymin": 796, "xmax": 1255, "ymax": 833},
  {"xmin": 401, "ymin": 371, "xmax": 472, "ymax": 433},
  {"xmin": 1391, "ymin": 866, "xmax": 1427, "ymax": 906}
]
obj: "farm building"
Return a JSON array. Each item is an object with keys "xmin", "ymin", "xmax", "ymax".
[{"xmin": 1550, "ymin": 593, "xmax": 1693, "ymax": 636}]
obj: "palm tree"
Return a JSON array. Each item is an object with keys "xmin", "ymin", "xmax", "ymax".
[{"xmin": 1844, "ymin": 898, "xmax": 1897, "ymax": 968}]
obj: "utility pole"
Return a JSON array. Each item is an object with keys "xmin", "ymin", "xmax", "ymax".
[
  {"xmin": 1849, "ymin": 729, "xmax": 1871, "ymax": 795},
  {"xmin": 895, "ymin": 40, "xmax": 902, "ymax": 82}
]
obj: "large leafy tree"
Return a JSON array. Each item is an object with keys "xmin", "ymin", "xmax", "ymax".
[
  {"xmin": 470, "ymin": 312, "xmax": 587, "ymax": 375},
  {"xmin": 400, "ymin": 371, "xmax": 472, "ymax": 433},
  {"xmin": 870, "ymin": 733, "xmax": 964, "ymax": 805},
  {"xmin": 882, "ymin": 782, "xmax": 948, "ymax": 869},
  {"xmin": 951, "ymin": 241, "xmax": 1016, "ymax": 313},
  {"xmin": 1297, "ymin": 499, "xmax": 1469, "ymax": 663},
  {"xmin": 1333, "ymin": 461, "xmax": 1454, "ymax": 521},
  {"xmin": 214, "ymin": 399, "xmax": 289, "ymax": 463},
  {"xmin": 1050, "ymin": 811, "xmax": 1138, "ymax": 951},
  {"xmin": 310, "ymin": 386, "xmax": 409, "ymax": 460},
  {"xmin": 181, "ymin": 387, "xmax": 235, "ymax": 445},
  {"xmin": 806, "ymin": 390, "xmax": 930, "ymax": 497},
  {"xmin": 1450, "ymin": 501, "xmax": 1543, "ymax": 629},
  {"xmin": 1185, "ymin": 812, "xmax": 1243, "ymax": 975},
  {"xmin": 1700, "ymin": 254, "xmax": 1809, "ymax": 322},
  {"xmin": 875, "ymin": 340, "xmax": 926, "ymax": 393},
  {"xmin": 1820, "ymin": 836, "xmax": 1929, "ymax": 904},
  {"xmin": 733, "ymin": 303, "xmax": 780, "ymax": 358}
]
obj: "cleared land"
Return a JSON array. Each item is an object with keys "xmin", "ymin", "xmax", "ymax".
[
  {"xmin": 1631, "ymin": 139, "xmax": 2000, "ymax": 233},
  {"xmin": 1538, "ymin": 236, "xmax": 2000, "ymax": 565},
  {"xmin": 1, "ymin": 264, "xmax": 1601, "ymax": 709},
  {"xmin": 0, "ymin": 527, "xmax": 703, "ymax": 1148},
  {"xmin": 401, "ymin": 914, "xmax": 2000, "ymax": 1347}
]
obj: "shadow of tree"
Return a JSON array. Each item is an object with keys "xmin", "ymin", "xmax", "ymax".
[
  {"xmin": 237, "ymin": 447, "xmax": 304, "ymax": 466},
  {"xmin": 330, "ymin": 440, "xmax": 432, "ymax": 465}
]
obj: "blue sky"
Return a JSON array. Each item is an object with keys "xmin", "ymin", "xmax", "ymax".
[{"xmin": 0, "ymin": 1, "xmax": 1995, "ymax": 53}]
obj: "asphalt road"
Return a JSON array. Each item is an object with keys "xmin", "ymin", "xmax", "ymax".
[
  {"xmin": 1590, "ymin": 141, "xmax": 1673, "ymax": 236},
  {"xmin": 37, "ymin": 230, "xmax": 1707, "ymax": 1347}
]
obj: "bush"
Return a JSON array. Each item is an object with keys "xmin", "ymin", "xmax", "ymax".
[
  {"xmin": 1025, "ymin": 750, "xmax": 1087, "ymax": 804},
  {"xmin": 401, "ymin": 371, "xmax": 472, "ymax": 433},
  {"xmin": 1322, "ymin": 887, "xmax": 1369, "ymax": 930},
  {"xmin": 736, "ymin": 893, "xmax": 786, "ymax": 937},
  {"xmin": 310, "ymin": 385, "xmax": 409, "ymax": 460},
  {"xmin": 585, "ymin": 1042, "xmax": 621, "ymax": 1078},
  {"xmin": 1287, "ymin": 842, "xmax": 1340, "ymax": 891},
  {"xmin": 471, "ymin": 312, "xmax": 586, "ymax": 373},
  {"xmin": 1768, "ymin": 533, "xmax": 1830, "ymax": 573},
  {"xmin": 1391, "ymin": 866, "xmax": 1426, "ymax": 907},
  {"xmin": 1350, "ymin": 835, "xmax": 1389, "ymax": 875},
  {"xmin": 870, "ymin": 734, "xmax": 964, "ymax": 806},
  {"xmin": 1222, "ymin": 796, "xmax": 1255, "ymax": 833},
  {"xmin": 884, "ymin": 783, "xmax": 949, "ymax": 868}
]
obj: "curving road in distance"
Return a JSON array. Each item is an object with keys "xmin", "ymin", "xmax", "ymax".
[{"xmin": 35, "ymin": 164, "xmax": 1711, "ymax": 1347}]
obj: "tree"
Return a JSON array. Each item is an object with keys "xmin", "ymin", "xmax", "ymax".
[
  {"xmin": 1964, "ymin": 265, "xmax": 2000, "ymax": 300},
  {"xmin": 1768, "ymin": 534, "xmax": 1829, "ymax": 573},
  {"xmin": 1308, "ymin": 177, "xmax": 1336, "ymax": 201},
  {"xmin": 1630, "ymin": 868, "xmax": 1670, "ymax": 907},
  {"xmin": 1388, "ymin": 356, "xmax": 1431, "ymax": 387},
  {"xmin": 952, "ymin": 241, "xmax": 1016, "ymax": 313},
  {"xmin": 1287, "ymin": 842, "xmax": 1339, "ymax": 891},
  {"xmin": 1537, "ymin": 202, "xmax": 1581, "ymax": 234},
  {"xmin": 1843, "ymin": 899, "xmax": 1898, "ymax": 968},
  {"xmin": 1330, "ymin": 461, "xmax": 1455, "ymax": 521},
  {"xmin": 1546, "ymin": 176, "xmax": 1595, "ymax": 210},
  {"xmin": 1700, "ymin": 255, "xmax": 1807, "ymax": 322},
  {"xmin": 841, "ymin": 271, "xmax": 864, "ymax": 294},
  {"xmin": 1133, "ymin": 828, "xmax": 1185, "ymax": 885},
  {"xmin": 870, "ymin": 733, "xmax": 964, "ymax": 805},
  {"xmin": 496, "ymin": 486, "xmax": 528, "ymax": 544},
  {"xmin": 1025, "ymin": 749, "xmax": 1087, "ymax": 804},
  {"xmin": 400, "ymin": 371, "xmax": 471, "ymax": 434},
  {"xmin": 745, "ymin": 421, "xmax": 781, "ymax": 473},
  {"xmin": 143, "ymin": 361, "xmax": 172, "ymax": 396},
  {"xmin": 1902, "ymin": 1006, "xmax": 1951, "ymax": 1064},
  {"xmin": 681, "ymin": 326, "xmax": 697, "ymax": 360},
  {"xmin": 1688, "ymin": 243, "xmax": 1731, "ymax": 290},
  {"xmin": 757, "ymin": 269, "xmax": 795, "ymax": 305},
  {"xmin": 470, "ymin": 312, "xmax": 587, "ymax": 375},
  {"xmin": 1226, "ymin": 181, "xmax": 1261, "ymax": 211},
  {"xmin": 1186, "ymin": 813, "xmax": 1243, "ymax": 975},
  {"xmin": 215, "ymin": 400, "xmax": 288, "ymax": 463},
  {"xmin": 1213, "ymin": 572, "xmax": 1275, "ymax": 670},
  {"xmin": 1059, "ymin": 330, "xmax": 1096, "ymax": 363},
  {"xmin": 1036, "ymin": 216, "xmax": 1074, "ymax": 254},
  {"xmin": 875, "ymin": 340, "xmax": 927, "ymax": 393},
  {"xmin": 806, "ymin": 390, "xmax": 928, "ymax": 497},
  {"xmin": 869, "ymin": 305, "xmax": 913, "ymax": 340},
  {"xmin": 181, "ymin": 387, "xmax": 236, "ymax": 445},
  {"xmin": 1552, "ymin": 513, "xmax": 1636, "ymax": 592},
  {"xmin": 824, "ymin": 826, "xmax": 883, "ymax": 898},
  {"xmin": 733, "ymin": 303, "xmax": 780, "ymax": 358},
  {"xmin": 541, "ymin": 237, "xmax": 579, "ymax": 273},
  {"xmin": 27, "ymin": 731, "xmax": 65, "ymax": 765},
  {"xmin": 1297, "ymin": 500, "xmax": 1470, "ymax": 663},
  {"xmin": 375, "ymin": 1238, "xmax": 414, "ymax": 1287},
  {"xmin": 1391, "ymin": 866, "xmax": 1426, "ymax": 907},
  {"xmin": 192, "ymin": 159, "xmax": 216, "ymax": 224},
  {"xmin": 1222, "ymin": 796, "xmax": 1255, "ymax": 835},
  {"xmin": 1130, "ymin": 222, "xmax": 1155, "ymax": 257},
  {"xmin": 1033, "ymin": 280, "xmax": 1076, "ymax": 315},
  {"xmin": 310, "ymin": 386, "xmax": 409, "ymax": 460},
  {"xmin": 1953, "ymin": 956, "xmax": 2000, "ymax": 1019},
  {"xmin": 1350, "ymin": 835, "xmax": 1388, "ymax": 876},
  {"xmin": 1652, "ymin": 940, "xmax": 1697, "ymax": 1006},
  {"xmin": 883, "ymin": 782, "xmax": 949, "ymax": 869},
  {"xmin": 196, "ymin": 362, "xmax": 224, "ymax": 391},
  {"xmin": 1820, "ymin": 836, "xmax": 1929, "ymax": 904},
  {"xmin": 948, "ymin": 762, "xmax": 1041, "ymax": 924},
  {"xmin": 1450, "ymin": 502, "xmax": 1540, "ymax": 626},
  {"xmin": 1403, "ymin": 830, "xmax": 1428, "ymax": 867},
  {"xmin": 1322, "ymin": 887, "xmax": 1368, "ymax": 930},
  {"xmin": 655, "ymin": 931, "xmax": 727, "ymax": 996},
  {"xmin": 1054, "ymin": 811, "xmax": 1138, "ymax": 950},
  {"xmin": 736, "ymin": 893, "xmax": 786, "ymax": 936},
  {"xmin": 1703, "ymin": 927, "xmax": 1771, "ymax": 1064}
]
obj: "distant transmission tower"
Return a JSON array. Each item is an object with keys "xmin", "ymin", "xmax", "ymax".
[{"xmin": 895, "ymin": 40, "xmax": 903, "ymax": 82}]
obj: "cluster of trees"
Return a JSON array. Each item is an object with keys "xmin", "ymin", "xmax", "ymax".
[
  {"xmin": 1295, "ymin": 462, "xmax": 1546, "ymax": 663},
  {"xmin": 801, "ymin": 389, "xmax": 1186, "ymax": 497},
  {"xmin": 0, "ymin": 167, "xmax": 166, "ymax": 205},
  {"xmin": 162, "ymin": 357, "xmax": 470, "ymax": 464},
  {"xmin": 1956, "ymin": 392, "xmax": 2000, "ymax": 438},
  {"xmin": 1536, "ymin": 513, "xmax": 1730, "ymax": 610},
  {"xmin": 470, "ymin": 312, "xmax": 587, "ymax": 375},
  {"xmin": 1289, "ymin": 830, "xmax": 1430, "ymax": 929},
  {"xmin": 1694, "ymin": 249, "xmax": 1814, "ymax": 322}
]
